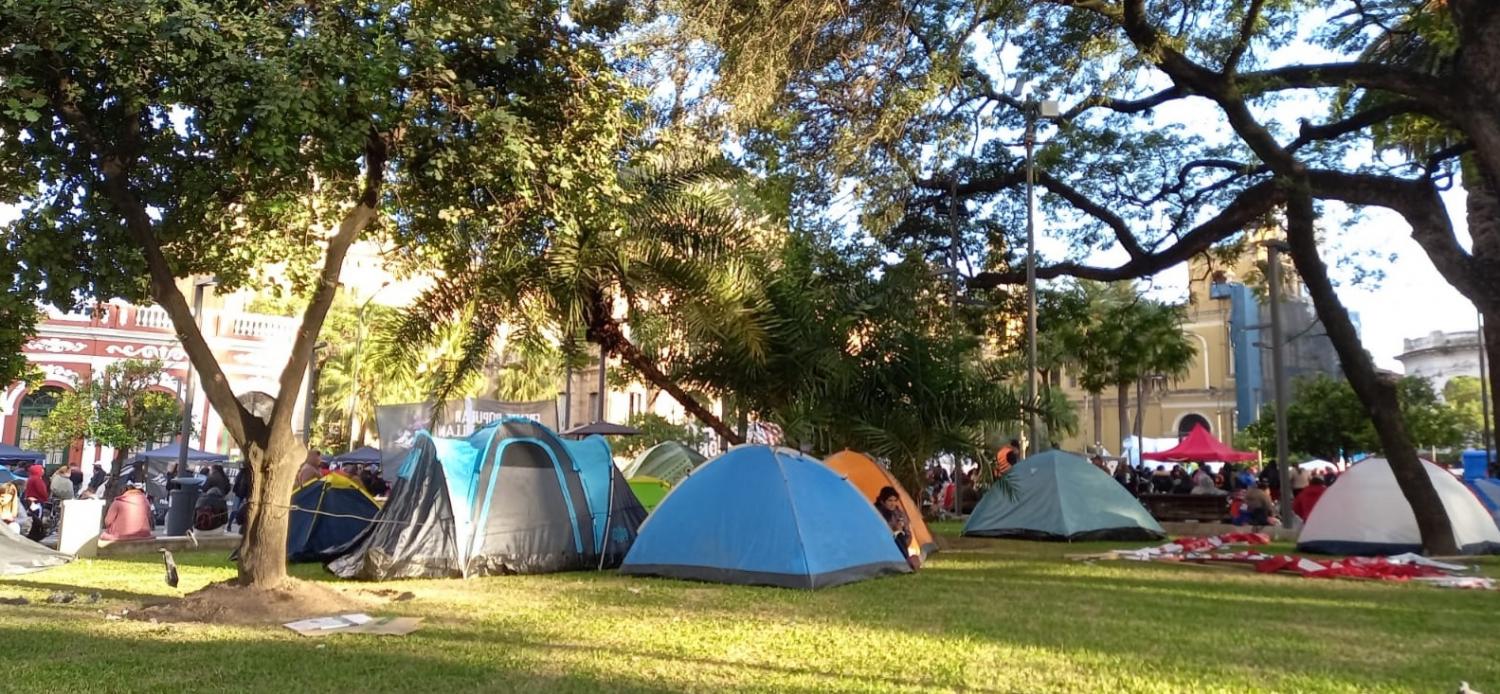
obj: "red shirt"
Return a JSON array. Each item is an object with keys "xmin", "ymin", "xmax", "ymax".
[
  {"xmin": 1292, "ymin": 484, "xmax": 1328, "ymax": 521},
  {"xmin": 23, "ymin": 465, "xmax": 48, "ymax": 503}
]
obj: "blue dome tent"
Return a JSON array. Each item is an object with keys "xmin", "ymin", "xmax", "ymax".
[
  {"xmin": 287, "ymin": 474, "xmax": 380, "ymax": 563},
  {"xmin": 329, "ymin": 418, "xmax": 646, "ymax": 579},
  {"xmin": 620, "ymin": 445, "xmax": 911, "ymax": 589}
]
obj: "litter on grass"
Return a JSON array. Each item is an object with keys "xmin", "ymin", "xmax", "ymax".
[
  {"xmin": 283, "ymin": 613, "xmax": 423, "ymax": 637},
  {"xmin": 1067, "ymin": 533, "xmax": 1495, "ymax": 589}
]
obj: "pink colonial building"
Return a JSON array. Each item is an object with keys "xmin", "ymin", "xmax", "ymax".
[{"xmin": 1, "ymin": 300, "xmax": 307, "ymax": 468}]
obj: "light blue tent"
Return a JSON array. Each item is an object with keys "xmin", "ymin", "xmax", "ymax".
[
  {"xmin": 620, "ymin": 445, "xmax": 912, "ymax": 589},
  {"xmin": 963, "ymin": 450, "xmax": 1166, "ymax": 542}
]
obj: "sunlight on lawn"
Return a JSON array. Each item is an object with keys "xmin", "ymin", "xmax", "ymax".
[{"xmin": 0, "ymin": 535, "xmax": 1495, "ymax": 693}]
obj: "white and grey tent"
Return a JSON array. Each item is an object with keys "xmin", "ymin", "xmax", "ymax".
[
  {"xmin": 1298, "ymin": 458, "xmax": 1500, "ymax": 555},
  {"xmin": 962, "ymin": 450, "xmax": 1165, "ymax": 541},
  {"xmin": 0, "ymin": 530, "xmax": 70, "ymax": 576}
]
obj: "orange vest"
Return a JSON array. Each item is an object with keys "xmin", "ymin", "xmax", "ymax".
[{"xmin": 994, "ymin": 446, "xmax": 1015, "ymax": 477}]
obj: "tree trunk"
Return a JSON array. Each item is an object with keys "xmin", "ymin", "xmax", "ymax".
[
  {"xmin": 593, "ymin": 317, "xmax": 744, "ymax": 445},
  {"xmin": 1091, "ymin": 391, "xmax": 1103, "ymax": 450},
  {"xmin": 1283, "ymin": 187, "xmax": 1458, "ymax": 554},
  {"xmin": 1116, "ymin": 382, "xmax": 1130, "ymax": 455},
  {"xmin": 1133, "ymin": 378, "xmax": 1145, "ymax": 439},
  {"xmin": 1486, "ymin": 314, "xmax": 1500, "ymax": 474},
  {"xmin": 235, "ymin": 428, "xmax": 303, "ymax": 588},
  {"xmin": 104, "ymin": 447, "xmax": 130, "ymax": 505}
]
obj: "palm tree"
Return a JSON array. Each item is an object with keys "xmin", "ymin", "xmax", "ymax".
[{"xmin": 378, "ymin": 146, "xmax": 775, "ymax": 443}]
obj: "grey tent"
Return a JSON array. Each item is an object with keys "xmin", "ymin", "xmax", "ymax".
[
  {"xmin": 963, "ymin": 450, "xmax": 1165, "ymax": 542},
  {"xmin": 624, "ymin": 442, "xmax": 707, "ymax": 486},
  {"xmin": 0, "ymin": 530, "xmax": 70, "ymax": 576}
]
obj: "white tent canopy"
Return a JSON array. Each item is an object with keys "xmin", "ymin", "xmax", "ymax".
[{"xmin": 1298, "ymin": 458, "xmax": 1500, "ymax": 556}]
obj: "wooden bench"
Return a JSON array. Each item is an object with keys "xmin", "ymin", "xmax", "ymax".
[{"xmin": 1139, "ymin": 494, "xmax": 1228, "ymax": 523}]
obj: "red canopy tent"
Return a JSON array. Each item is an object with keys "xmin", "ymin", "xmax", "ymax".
[{"xmin": 1142, "ymin": 424, "xmax": 1258, "ymax": 463}]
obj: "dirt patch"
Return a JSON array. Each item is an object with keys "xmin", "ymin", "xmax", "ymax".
[{"xmin": 131, "ymin": 579, "xmax": 369, "ymax": 626}]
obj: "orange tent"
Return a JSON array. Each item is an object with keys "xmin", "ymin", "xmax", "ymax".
[{"xmin": 822, "ymin": 450, "xmax": 936, "ymax": 559}]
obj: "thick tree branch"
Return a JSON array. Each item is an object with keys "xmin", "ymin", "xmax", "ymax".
[
  {"xmin": 1223, "ymin": 0, "xmax": 1265, "ymax": 75},
  {"xmin": 968, "ymin": 179, "xmax": 1284, "ymax": 288},
  {"xmin": 45, "ymin": 66, "xmax": 260, "ymax": 447},
  {"xmin": 1035, "ymin": 170, "xmax": 1148, "ymax": 260},
  {"xmin": 267, "ymin": 128, "xmax": 389, "ymax": 437}
]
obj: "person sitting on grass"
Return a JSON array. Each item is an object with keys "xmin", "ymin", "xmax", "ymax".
[
  {"xmin": 874, "ymin": 486, "xmax": 920, "ymax": 570},
  {"xmin": 1244, "ymin": 480, "xmax": 1279, "ymax": 527}
]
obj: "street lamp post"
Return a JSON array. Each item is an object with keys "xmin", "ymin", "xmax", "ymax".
[
  {"xmin": 1480, "ymin": 311, "xmax": 1493, "ymax": 472},
  {"xmin": 1263, "ymin": 241, "xmax": 1296, "ymax": 524},
  {"xmin": 1018, "ymin": 87, "xmax": 1059, "ymax": 454},
  {"xmin": 346, "ymin": 282, "xmax": 391, "ymax": 450},
  {"xmin": 303, "ymin": 341, "xmax": 329, "ymax": 446},
  {"xmin": 176, "ymin": 278, "xmax": 217, "ymax": 473}
]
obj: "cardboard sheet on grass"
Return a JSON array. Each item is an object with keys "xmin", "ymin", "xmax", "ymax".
[
  {"xmin": 284, "ymin": 613, "xmax": 423, "ymax": 637},
  {"xmin": 1069, "ymin": 533, "xmax": 1495, "ymax": 590}
]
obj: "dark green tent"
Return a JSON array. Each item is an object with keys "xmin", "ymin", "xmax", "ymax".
[
  {"xmin": 626, "ymin": 442, "xmax": 706, "ymax": 486},
  {"xmin": 963, "ymin": 450, "xmax": 1165, "ymax": 542}
]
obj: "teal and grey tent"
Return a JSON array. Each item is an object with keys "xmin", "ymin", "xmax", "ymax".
[
  {"xmin": 329, "ymin": 417, "xmax": 647, "ymax": 579},
  {"xmin": 963, "ymin": 450, "xmax": 1165, "ymax": 542},
  {"xmin": 625, "ymin": 442, "xmax": 706, "ymax": 486}
]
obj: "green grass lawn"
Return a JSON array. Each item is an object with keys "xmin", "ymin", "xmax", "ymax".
[{"xmin": 2, "ymin": 528, "xmax": 1497, "ymax": 693}]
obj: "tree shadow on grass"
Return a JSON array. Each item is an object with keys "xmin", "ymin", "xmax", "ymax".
[
  {"xmin": 428, "ymin": 626, "xmax": 1004, "ymax": 693},
  {"xmin": 0, "ymin": 578, "xmax": 162, "ymax": 603},
  {"xmin": 4, "ymin": 621, "xmax": 719, "ymax": 694}
]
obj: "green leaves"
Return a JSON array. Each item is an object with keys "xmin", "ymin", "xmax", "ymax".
[{"xmin": 34, "ymin": 359, "xmax": 181, "ymax": 456}]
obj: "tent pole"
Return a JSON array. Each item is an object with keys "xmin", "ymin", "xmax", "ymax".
[{"xmin": 598, "ymin": 459, "xmax": 615, "ymax": 571}]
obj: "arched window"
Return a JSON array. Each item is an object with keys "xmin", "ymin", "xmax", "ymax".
[
  {"xmin": 15, "ymin": 386, "xmax": 66, "ymax": 466},
  {"xmin": 1177, "ymin": 413, "xmax": 1211, "ymax": 439}
]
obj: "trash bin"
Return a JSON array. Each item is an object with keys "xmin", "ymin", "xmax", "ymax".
[{"xmin": 165, "ymin": 477, "xmax": 205, "ymax": 536}]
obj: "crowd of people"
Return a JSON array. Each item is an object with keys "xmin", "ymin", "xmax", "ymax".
[
  {"xmin": 1104, "ymin": 456, "xmax": 1339, "ymax": 526},
  {"xmin": 1, "ymin": 447, "xmax": 391, "ymax": 541}
]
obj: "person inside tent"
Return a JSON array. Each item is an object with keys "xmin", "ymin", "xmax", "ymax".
[
  {"xmin": 874, "ymin": 486, "xmax": 920, "ymax": 570},
  {"xmin": 1292, "ymin": 476, "xmax": 1329, "ymax": 523},
  {"xmin": 102, "ymin": 482, "xmax": 155, "ymax": 541},
  {"xmin": 0, "ymin": 483, "xmax": 20, "ymax": 533}
]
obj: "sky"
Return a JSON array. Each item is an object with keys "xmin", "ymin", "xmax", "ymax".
[{"xmin": 2, "ymin": 8, "xmax": 1481, "ymax": 373}]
